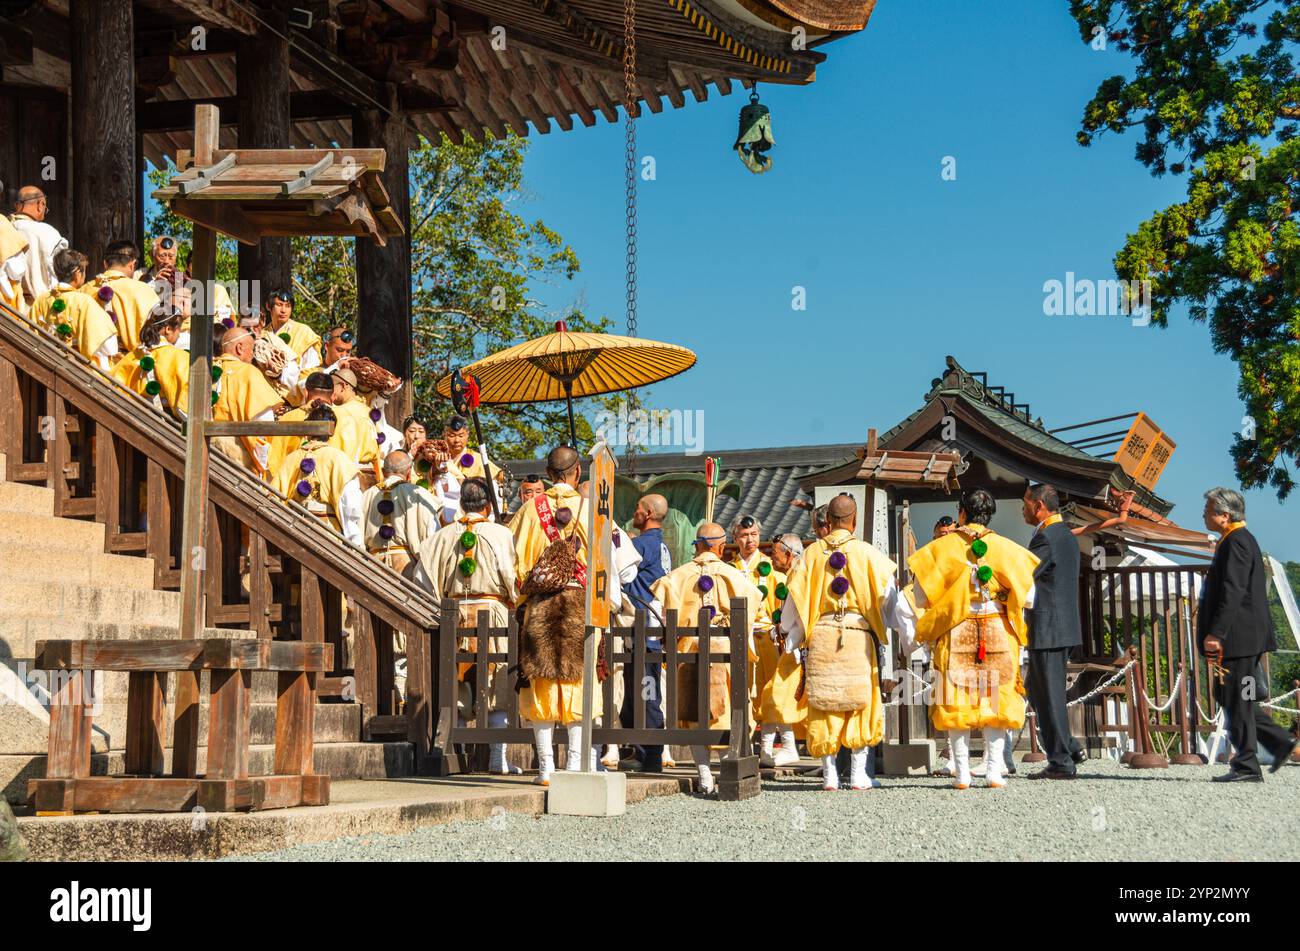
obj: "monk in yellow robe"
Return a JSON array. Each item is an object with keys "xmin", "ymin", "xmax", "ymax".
[
  {"xmin": 79, "ymin": 240, "xmax": 161, "ymax": 354},
  {"xmin": 264, "ymin": 289, "xmax": 322, "ymax": 388},
  {"xmin": 267, "ymin": 371, "xmax": 359, "ymax": 478},
  {"xmin": 510, "ymin": 445, "xmax": 595, "ymax": 785},
  {"xmin": 112, "ymin": 310, "xmax": 189, "ymax": 419},
  {"xmin": 0, "ymin": 215, "xmax": 29, "ymax": 316},
  {"xmin": 652, "ymin": 522, "xmax": 761, "ymax": 795},
  {"xmin": 729, "ymin": 513, "xmax": 801, "ymax": 766},
  {"xmin": 329, "ymin": 367, "xmax": 381, "ymax": 484},
  {"xmin": 30, "ymin": 250, "xmax": 119, "ymax": 372},
  {"xmin": 762, "ymin": 532, "xmax": 809, "ymax": 750},
  {"xmin": 899, "ymin": 488, "xmax": 1038, "ymax": 789},
  {"xmin": 211, "ymin": 324, "xmax": 284, "ymax": 477},
  {"xmin": 274, "ymin": 404, "xmax": 364, "ymax": 545},
  {"xmin": 779, "ymin": 494, "xmax": 905, "ymax": 791}
]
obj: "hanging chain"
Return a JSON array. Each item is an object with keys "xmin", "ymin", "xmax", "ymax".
[{"xmin": 622, "ymin": 0, "xmax": 639, "ymax": 473}]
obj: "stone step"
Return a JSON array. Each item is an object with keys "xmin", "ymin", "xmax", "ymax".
[
  {"xmin": 0, "ymin": 480, "xmax": 54, "ymax": 517},
  {"xmin": 0, "ymin": 509, "xmax": 106, "ymax": 550},
  {"xmin": 0, "ymin": 580, "xmax": 180, "ymax": 628},
  {"xmin": 2, "ymin": 741, "xmax": 415, "ymax": 805},
  {"xmin": 0, "ymin": 618, "xmax": 243, "ymax": 666},
  {"xmin": 0, "ymin": 542, "xmax": 156, "ymax": 591}
]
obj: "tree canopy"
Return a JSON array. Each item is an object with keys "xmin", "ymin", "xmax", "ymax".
[{"xmin": 1069, "ymin": 0, "xmax": 1300, "ymax": 498}]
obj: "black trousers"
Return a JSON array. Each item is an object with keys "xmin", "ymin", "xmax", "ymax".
[
  {"xmin": 1215, "ymin": 653, "xmax": 1293, "ymax": 777},
  {"xmin": 619, "ymin": 641, "xmax": 665, "ymax": 768},
  {"xmin": 1026, "ymin": 647, "xmax": 1082, "ymax": 771}
]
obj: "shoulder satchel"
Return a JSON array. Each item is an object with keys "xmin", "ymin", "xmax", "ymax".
[{"xmin": 521, "ymin": 493, "xmax": 587, "ymax": 597}]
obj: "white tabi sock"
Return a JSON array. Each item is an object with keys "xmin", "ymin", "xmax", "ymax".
[
  {"xmin": 533, "ymin": 723, "xmax": 555, "ymax": 783},
  {"xmin": 691, "ymin": 745, "xmax": 714, "ymax": 792},
  {"xmin": 774, "ymin": 727, "xmax": 800, "ymax": 766},
  {"xmin": 984, "ymin": 728, "xmax": 1006, "ymax": 786},
  {"xmin": 566, "ymin": 723, "xmax": 585, "ymax": 771},
  {"xmin": 821, "ymin": 754, "xmax": 839, "ymax": 790},
  {"xmin": 949, "ymin": 730, "xmax": 971, "ymax": 788},
  {"xmin": 849, "ymin": 746, "xmax": 870, "ymax": 789},
  {"xmin": 489, "ymin": 711, "xmax": 520, "ymax": 774},
  {"xmin": 760, "ymin": 726, "xmax": 777, "ymax": 760}
]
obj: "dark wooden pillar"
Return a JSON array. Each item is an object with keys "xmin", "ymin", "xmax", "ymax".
[
  {"xmin": 354, "ymin": 87, "xmax": 413, "ymax": 423},
  {"xmin": 70, "ymin": 0, "xmax": 136, "ymax": 270},
  {"xmin": 236, "ymin": 4, "xmax": 293, "ymax": 298}
]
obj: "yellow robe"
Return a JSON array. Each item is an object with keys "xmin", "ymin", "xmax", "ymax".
[
  {"xmin": 272, "ymin": 318, "xmax": 321, "ymax": 366},
  {"xmin": 212, "ymin": 354, "xmax": 282, "ymax": 476},
  {"xmin": 651, "ymin": 552, "xmax": 760, "ymax": 736},
  {"xmin": 908, "ymin": 526, "xmax": 1038, "ymax": 731},
  {"xmin": 30, "ymin": 285, "xmax": 118, "ymax": 364},
  {"xmin": 783, "ymin": 529, "xmax": 896, "ymax": 757},
  {"xmin": 79, "ymin": 272, "xmax": 161, "ymax": 354},
  {"xmin": 445, "ymin": 447, "xmax": 486, "ymax": 481},
  {"xmin": 267, "ymin": 404, "xmax": 357, "ymax": 481},
  {"xmin": 176, "ymin": 281, "xmax": 234, "ymax": 334},
  {"xmin": 274, "ymin": 441, "xmax": 359, "ymax": 534},
  {"xmin": 0, "ymin": 216, "xmax": 28, "ymax": 315},
  {"xmin": 510, "ymin": 483, "xmax": 594, "ymax": 725},
  {"xmin": 732, "ymin": 552, "xmax": 802, "ymax": 728},
  {"xmin": 112, "ymin": 344, "xmax": 190, "ymax": 418},
  {"xmin": 333, "ymin": 398, "xmax": 382, "ymax": 478}
]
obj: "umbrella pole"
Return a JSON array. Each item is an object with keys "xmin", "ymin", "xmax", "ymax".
[
  {"xmin": 469, "ymin": 410, "xmax": 502, "ymax": 522},
  {"xmin": 564, "ymin": 380, "xmax": 578, "ymax": 448}
]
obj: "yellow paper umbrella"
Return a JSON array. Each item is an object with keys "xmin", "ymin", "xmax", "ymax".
[{"xmin": 435, "ymin": 321, "xmax": 697, "ymax": 445}]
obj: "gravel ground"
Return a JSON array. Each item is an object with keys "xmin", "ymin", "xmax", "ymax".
[{"xmin": 225, "ymin": 758, "xmax": 1300, "ymax": 862}]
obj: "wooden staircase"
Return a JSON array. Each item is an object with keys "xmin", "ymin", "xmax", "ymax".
[{"xmin": 0, "ymin": 312, "xmax": 438, "ymax": 807}]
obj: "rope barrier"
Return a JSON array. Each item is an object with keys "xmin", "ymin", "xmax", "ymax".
[
  {"xmin": 1140, "ymin": 670, "xmax": 1183, "ymax": 713},
  {"xmin": 1066, "ymin": 659, "xmax": 1135, "ymax": 709}
]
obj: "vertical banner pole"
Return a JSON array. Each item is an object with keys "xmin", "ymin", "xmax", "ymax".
[{"xmin": 581, "ymin": 440, "xmax": 617, "ymax": 771}]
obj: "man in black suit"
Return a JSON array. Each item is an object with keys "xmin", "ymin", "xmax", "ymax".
[
  {"xmin": 1198, "ymin": 487, "xmax": 1297, "ymax": 782},
  {"xmin": 1021, "ymin": 484, "xmax": 1085, "ymax": 779}
]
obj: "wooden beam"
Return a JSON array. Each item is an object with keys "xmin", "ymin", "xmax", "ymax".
[
  {"xmin": 138, "ymin": 90, "xmax": 358, "ymax": 134},
  {"xmin": 289, "ymin": 30, "xmax": 385, "ymax": 110},
  {"xmin": 166, "ymin": 0, "xmax": 257, "ymax": 35},
  {"xmin": 381, "ymin": 0, "xmax": 431, "ymax": 19},
  {"xmin": 203, "ymin": 421, "xmax": 333, "ymax": 438}
]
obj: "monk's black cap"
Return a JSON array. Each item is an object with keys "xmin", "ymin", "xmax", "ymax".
[{"xmin": 445, "ymin": 415, "xmax": 468, "ymax": 432}]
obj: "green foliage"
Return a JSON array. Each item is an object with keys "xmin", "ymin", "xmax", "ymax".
[
  {"xmin": 1069, "ymin": 1, "xmax": 1300, "ymax": 498},
  {"xmin": 148, "ymin": 134, "xmax": 618, "ymax": 458}
]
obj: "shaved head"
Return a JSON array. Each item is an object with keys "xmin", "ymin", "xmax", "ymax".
[
  {"xmin": 827, "ymin": 493, "xmax": 857, "ymax": 522},
  {"xmin": 546, "ymin": 445, "xmax": 580, "ymax": 484},
  {"xmin": 642, "ymin": 494, "xmax": 667, "ymax": 519},
  {"xmin": 696, "ymin": 521, "xmax": 726, "ymax": 556}
]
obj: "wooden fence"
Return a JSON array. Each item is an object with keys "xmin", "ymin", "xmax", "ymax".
[{"xmin": 430, "ymin": 597, "xmax": 759, "ymax": 797}]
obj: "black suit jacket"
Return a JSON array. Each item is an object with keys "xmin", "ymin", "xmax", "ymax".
[
  {"xmin": 1026, "ymin": 520, "xmax": 1082, "ymax": 651},
  {"xmin": 1197, "ymin": 526, "xmax": 1276, "ymax": 659}
]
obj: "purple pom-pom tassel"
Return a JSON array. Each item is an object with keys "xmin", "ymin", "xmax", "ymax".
[
  {"xmin": 554, "ymin": 507, "xmax": 572, "ymax": 528},
  {"xmin": 296, "ymin": 480, "xmax": 312, "ymax": 497},
  {"xmin": 377, "ymin": 499, "xmax": 395, "ymax": 516},
  {"xmin": 459, "ymin": 452, "xmax": 475, "ymax": 468},
  {"xmin": 299, "ymin": 458, "xmax": 316, "ymax": 475},
  {"xmin": 697, "ymin": 574, "xmax": 714, "ymax": 593},
  {"xmin": 830, "ymin": 575, "xmax": 850, "ymax": 596},
  {"xmin": 369, "ymin": 408, "xmax": 382, "ymax": 423},
  {"xmin": 379, "ymin": 524, "xmax": 396, "ymax": 540},
  {"xmin": 97, "ymin": 285, "xmax": 114, "ymax": 302}
]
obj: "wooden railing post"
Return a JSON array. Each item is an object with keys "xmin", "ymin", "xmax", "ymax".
[
  {"xmin": 719, "ymin": 597, "xmax": 759, "ymax": 800},
  {"xmin": 430, "ymin": 598, "xmax": 462, "ymax": 776}
]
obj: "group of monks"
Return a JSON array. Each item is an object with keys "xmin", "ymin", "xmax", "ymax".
[{"xmin": 2, "ymin": 200, "xmax": 1055, "ymax": 795}]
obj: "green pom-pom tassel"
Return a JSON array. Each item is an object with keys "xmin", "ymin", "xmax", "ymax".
[
  {"xmin": 144, "ymin": 380, "xmax": 161, "ymax": 397},
  {"xmin": 50, "ymin": 297, "xmax": 66, "ymax": 314},
  {"xmin": 211, "ymin": 391, "xmax": 220, "ymax": 406},
  {"xmin": 758, "ymin": 585, "xmax": 768, "ymax": 598},
  {"xmin": 211, "ymin": 365, "xmax": 223, "ymax": 382},
  {"xmin": 970, "ymin": 538, "xmax": 988, "ymax": 558},
  {"xmin": 977, "ymin": 564, "xmax": 993, "ymax": 584},
  {"xmin": 416, "ymin": 458, "xmax": 431, "ymax": 474},
  {"xmin": 56, "ymin": 323, "xmax": 73, "ymax": 337},
  {"xmin": 279, "ymin": 332, "xmax": 291, "ymax": 344},
  {"xmin": 460, "ymin": 530, "xmax": 477, "ymax": 549},
  {"xmin": 771, "ymin": 609, "xmax": 781, "ymax": 625},
  {"xmin": 757, "ymin": 562, "xmax": 772, "ymax": 577},
  {"xmin": 775, "ymin": 583, "xmax": 788, "ymax": 600},
  {"xmin": 458, "ymin": 556, "xmax": 477, "ymax": 577},
  {"xmin": 138, "ymin": 355, "xmax": 156, "ymax": 373},
  {"xmin": 416, "ymin": 478, "xmax": 430, "ymax": 489}
]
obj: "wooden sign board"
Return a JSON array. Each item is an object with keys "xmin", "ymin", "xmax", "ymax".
[
  {"xmin": 585, "ymin": 441, "xmax": 618, "ymax": 630},
  {"xmin": 1114, "ymin": 412, "xmax": 1176, "ymax": 490}
]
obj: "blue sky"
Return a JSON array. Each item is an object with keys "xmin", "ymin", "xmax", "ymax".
[{"xmin": 506, "ymin": 0, "xmax": 1297, "ymax": 563}]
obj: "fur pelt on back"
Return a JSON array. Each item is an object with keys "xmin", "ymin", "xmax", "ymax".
[{"xmin": 519, "ymin": 586, "xmax": 587, "ymax": 682}]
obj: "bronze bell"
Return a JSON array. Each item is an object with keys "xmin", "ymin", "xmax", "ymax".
[{"xmin": 734, "ymin": 90, "xmax": 774, "ymax": 174}]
